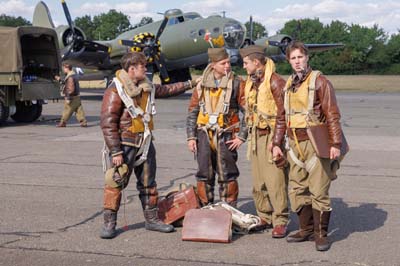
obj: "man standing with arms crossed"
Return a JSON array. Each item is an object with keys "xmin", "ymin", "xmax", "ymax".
[{"xmin": 240, "ymin": 45, "xmax": 289, "ymax": 238}]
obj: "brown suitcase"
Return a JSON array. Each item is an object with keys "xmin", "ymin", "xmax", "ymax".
[
  {"xmin": 182, "ymin": 208, "xmax": 232, "ymax": 243},
  {"xmin": 307, "ymin": 124, "xmax": 349, "ymax": 158},
  {"xmin": 158, "ymin": 186, "xmax": 200, "ymax": 225}
]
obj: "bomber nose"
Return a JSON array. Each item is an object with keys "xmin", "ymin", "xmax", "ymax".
[
  {"xmin": 223, "ymin": 22, "xmax": 245, "ymax": 49},
  {"xmin": 226, "ymin": 48, "xmax": 241, "ymax": 65}
]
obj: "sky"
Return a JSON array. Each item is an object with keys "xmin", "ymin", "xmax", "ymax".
[{"xmin": 1, "ymin": 0, "xmax": 399, "ymax": 36}]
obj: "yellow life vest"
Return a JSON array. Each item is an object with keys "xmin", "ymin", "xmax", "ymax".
[
  {"xmin": 284, "ymin": 71, "xmax": 321, "ymax": 129},
  {"xmin": 128, "ymin": 91, "xmax": 154, "ymax": 133},
  {"xmin": 244, "ymin": 58, "xmax": 277, "ymax": 129},
  {"xmin": 196, "ymin": 87, "xmax": 225, "ymax": 127}
]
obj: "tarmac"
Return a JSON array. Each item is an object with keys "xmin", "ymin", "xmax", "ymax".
[{"xmin": 0, "ymin": 89, "xmax": 399, "ymax": 266}]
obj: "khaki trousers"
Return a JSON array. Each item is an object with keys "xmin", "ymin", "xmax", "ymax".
[
  {"xmin": 61, "ymin": 96, "xmax": 86, "ymax": 123},
  {"xmin": 250, "ymin": 132, "xmax": 289, "ymax": 226},
  {"xmin": 287, "ymin": 138, "xmax": 332, "ymax": 212}
]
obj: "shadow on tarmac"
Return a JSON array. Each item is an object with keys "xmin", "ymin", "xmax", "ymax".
[
  {"xmin": 238, "ymin": 197, "xmax": 387, "ymax": 242},
  {"xmin": 330, "ymin": 198, "xmax": 388, "ymax": 243}
]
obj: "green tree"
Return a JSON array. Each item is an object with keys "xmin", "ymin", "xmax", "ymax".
[
  {"xmin": 386, "ymin": 32, "xmax": 400, "ymax": 63},
  {"xmin": 0, "ymin": 14, "xmax": 31, "ymax": 27},
  {"xmin": 92, "ymin": 9, "xmax": 131, "ymax": 40},
  {"xmin": 278, "ymin": 18, "xmax": 324, "ymax": 43},
  {"xmin": 245, "ymin": 20, "xmax": 267, "ymax": 41},
  {"xmin": 75, "ymin": 15, "xmax": 95, "ymax": 40},
  {"xmin": 136, "ymin": 16, "xmax": 153, "ymax": 27}
]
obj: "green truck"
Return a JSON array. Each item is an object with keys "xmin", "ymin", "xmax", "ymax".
[{"xmin": 0, "ymin": 26, "xmax": 61, "ymax": 125}]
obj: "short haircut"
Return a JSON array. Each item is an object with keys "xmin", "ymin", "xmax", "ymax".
[
  {"xmin": 120, "ymin": 52, "xmax": 147, "ymax": 71},
  {"xmin": 62, "ymin": 62, "xmax": 73, "ymax": 70},
  {"xmin": 247, "ymin": 53, "xmax": 266, "ymax": 65},
  {"xmin": 285, "ymin": 41, "xmax": 309, "ymax": 60}
]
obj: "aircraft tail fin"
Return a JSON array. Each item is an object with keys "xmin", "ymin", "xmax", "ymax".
[{"xmin": 32, "ymin": 1, "xmax": 55, "ymax": 28}]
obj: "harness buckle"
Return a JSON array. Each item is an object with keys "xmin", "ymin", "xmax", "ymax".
[{"xmin": 222, "ymin": 102, "xmax": 229, "ymax": 114}]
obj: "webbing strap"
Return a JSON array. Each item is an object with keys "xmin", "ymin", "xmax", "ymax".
[
  {"xmin": 203, "ymin": 79, "xmax": 233, "ymax": 116},
  {"xmin": 307, "ymin": 71, "xmax": 321, "ymax": 124},
  {"xmin": 113, "ymin": 78, "xmax": 154, "ymax": 166}
]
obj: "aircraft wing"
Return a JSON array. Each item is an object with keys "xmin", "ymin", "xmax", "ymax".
[{"xmin": 305, "ymin": 43, "xmax": 344, "ymax": 52}]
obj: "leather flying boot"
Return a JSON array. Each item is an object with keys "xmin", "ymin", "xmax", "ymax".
[
  {"xmin": 313, "ymin": 209, "xmax": 331, "ymax": 251},
  {"xmin": 56, "ymin": 121, "xmax": 66, "ymax": 127},
  {"xmin": 287, "ymin": 205, "xmax": 314, "ymax": 242},
  {"xmin": 196, "ymin": 181, "xmax": 213, "ymax": 206},
  {"xmin": 144, "ymin": 208, "xmax": 174, "ymax": 233},
  {"xmin": 100, "ymin": 209, "xmax": 117, "ymax": 239},
  {"xmin": 220, "ymin": 180, "xmax": 239, "ymax": 208}
]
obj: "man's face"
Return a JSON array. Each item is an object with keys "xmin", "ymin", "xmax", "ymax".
[
  {"xmin": 127, "ymin": 63, "xmax": 147, "ymax": 81},
  {"xmin": 288, "ymin": 49, "xmax": 309, "ymax": 73},
  {"xmin": 212, "ymin": 58, "xmax": 231, "ymax": 77},
  {"xmin": 62, "ymin": 66, "xmax": 69, "ymax": 74},
  {"xmin": 242, "ymin": 57, "xmax": 258, "ymax": 75}
]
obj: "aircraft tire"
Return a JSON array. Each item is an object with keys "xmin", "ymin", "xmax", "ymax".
[
  {"xmin": 11, "ymin": 101, "xmax": 42, "ymax": 123},
  {"xmin": 0, "ymin": 96, "xmax": 9, "ymax": 126}
]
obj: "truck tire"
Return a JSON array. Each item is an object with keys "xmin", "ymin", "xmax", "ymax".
[
  {"xmin": 11, "ymin": 101, "xmax": 42, "ymax": 123},
  {"xmin": 0, "ymin": 99, "xmax": 9, "ymax": 125}
]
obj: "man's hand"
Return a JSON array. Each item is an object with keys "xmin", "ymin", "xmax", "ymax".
[
  {"xmin": 226, "ymin": 138, "xmax": 244, "ymax": 151},
  {"xmin": 272, "ymin": 146, "xmax": 283, "ymax": 159},
  {"xmin": 54, "ymin": 75, "xmax": 60, "ymax": 81},
  {"xmin": 188, "ymin": 139, "xmax": 197, "ymax": 153},
  {"xmin": 330, "ymin": 147, "xmax": 340, "ymax": 160},
  {"xmin": 65, "ymin": 97, "xmax": 71, "ymax": 104},
  {"xmin": 267, "ymin": 142, "xmax": 273, "ymax": 152},
  {"xmin": 112, "ymin": 154, "xmax": 123, "ymax": 166}
]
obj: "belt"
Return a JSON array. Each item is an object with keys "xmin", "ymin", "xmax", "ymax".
[
  {"xmin": 287, "ymin": 128, "xmax": 309, "ymax": 141},
  {"xmin": 257, "ymin": 127, "xmax": 271, "ymax": 136}
]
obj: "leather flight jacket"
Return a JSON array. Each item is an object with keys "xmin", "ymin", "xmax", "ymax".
[
  {"xmin": 186, "ymin": 74, "xmax": 248, "ymax": 142},
  {"xmin": 285, "ymin": 72, "xmax": 342, "ymax": 148},
  {"xmin": 61, "ymin": 73, "xmax": 80, "ymax": 99},
  {"xmin": 101, "ymin": 81, "xmax": 191, "ymax": 156}
]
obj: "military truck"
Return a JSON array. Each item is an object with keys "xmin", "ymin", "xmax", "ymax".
[{"xmin": 0, "ymin": 26, "xmax": 61, "ymax": 125}]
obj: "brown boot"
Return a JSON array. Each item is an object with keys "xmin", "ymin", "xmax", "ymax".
[
  {"xmin": 100, "ymin": 209, "xmax": 117, "ymax": 239},
  {"xmin": 196, "ymin": 181, "xmax": 213, "ymax": 206},
  {"xmin": 220, "ymin": 180, "xmax": 239, "ymax": 207},
  {"xmin": 144, "ymin": 207, "xmax": 174, "ymax": 233},
  {"xmin": 56, "ymin": 121, "xmax": 66, "ymax": 127},
  {"xmin": 287, "ymin": 205, "xmax": 314, "ymax": 242},
  {"xmin": 313, "ymin": 209, "xmax": 331, "ymax": 251}
]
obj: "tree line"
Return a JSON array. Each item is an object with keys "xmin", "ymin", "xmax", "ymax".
[{"xmin": 1, "ymin": 12, "xmax": 399, "ymax": 74}]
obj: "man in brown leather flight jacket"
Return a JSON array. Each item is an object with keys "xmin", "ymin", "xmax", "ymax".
[
  {"xmin": 186, "ymin": 48, "xmax": 247, "ymax": 208},
  {"xmin": 100, "ymin": 52, "xmax": 192, "ymax": 239},
  {"xmin": 284, "ymin": 41, "xmax": 342, "ymax": 251},
  {"xmin": 55, "ymin": 62, "xmax": 87, "ymax": 127},
  {"xmin": 240, "ymin": 45, "xmax": 289, "ymax": 238}
]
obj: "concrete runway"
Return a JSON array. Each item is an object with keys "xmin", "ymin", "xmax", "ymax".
[{"xmin": 0, "ymin": 89, "xmax": 399, "ymax": 266}]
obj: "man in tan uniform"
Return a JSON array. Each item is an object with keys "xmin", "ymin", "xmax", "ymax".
[
  {"xmin": 284, "ymin": 41, "xmax": 342, "ymax": 251},
  {"xmin": 240, "ymin": 45, "xmax": 289, "ymax": 238},
  {"xmin": 186, "ymin": 48, "xmax": 247, "ymax": 207},
  {"xmin": 55, "ymin": 63, "xmax": 87, "ymax": 127}
]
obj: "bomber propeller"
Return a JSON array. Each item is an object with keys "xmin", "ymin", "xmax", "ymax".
[
  {"xmin": 119, "ymin": 15, "xmax": 170, "ymax": 83},
  {"xmin": 60, "ymin": 0, "xmax": 110, "ymax": 69}
]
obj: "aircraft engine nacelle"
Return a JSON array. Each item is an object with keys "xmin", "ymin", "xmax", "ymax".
[
  {"xmin": 255, "ymin": 34, "xmax": 292, "ymax": 62},
  {"xmin": 55, "ymin": 25, "xmax": 86, "ymax": 49}
]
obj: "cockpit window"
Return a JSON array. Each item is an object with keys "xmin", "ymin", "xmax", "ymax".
[{"xmin": 167, "ymin": 16, "xmax": 185, "ymax": 25}]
